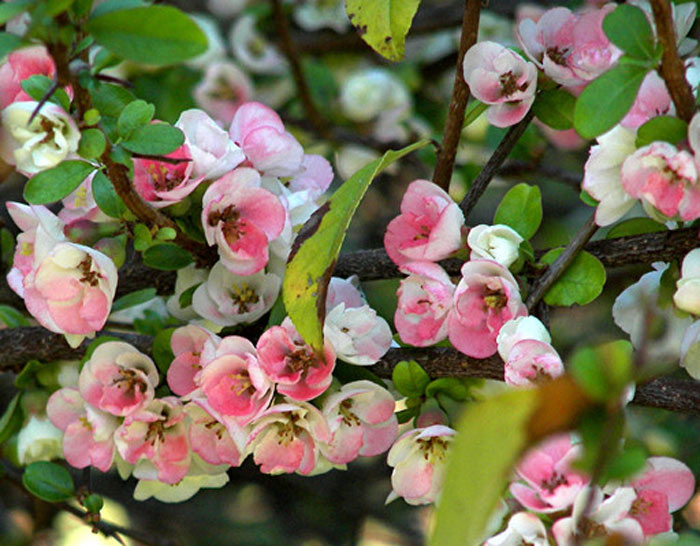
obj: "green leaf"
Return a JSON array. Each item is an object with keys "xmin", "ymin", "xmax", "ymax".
[
  {"xmin": 532, "ymin": 88, "xmax": 576, "ymax": 130},
  {"xmin": 604, "ymin": 444, "xmax": 647, "ymax": 481},
  {"xmin": 121, "ymin": 123, "xmax": 185, "ymax": 156},
  {"xmin": 283, "ymin": 139, "xmax": 430, "ymax": 352},
  {"xmin": 155, "ymin": 227, "xmax": 177, "ymax": 241},
  {"xmin": 0, "ymin": 394, "xmax": 22, "ymax": 445},
  {"xmin": 91, "ymin": 82, "xmax": 136, "ymax": 118},
  {"xmin": 0, "ymin": 33, "xmax": 24, "ymax": 60},
  {"xmin": 117, "ymin": 99, "xmax": 155, "ymax": 138},
  {"xmin": 430, "ymin": 388, "xmax": 539, "ymax": 546},
  {"xmin": 0, "ymin": 305, "xmax": 30, "ymax": 328},
  {"xmin": 152, "ymin": 327, "xmax": 176, "ymax": 375},
  {"xmin": 77, "ymin": 128, "xmax": 106, "ymax": 160},
  {"xmin": 88, "ymin": 6, "xmax": 207, "ymax": 65},
  {"xmin": 540, "ymin": 249, "xmax": 606, "ymax": 306},
  {"xmin": 425, "ymin": 378, "xmax": 469, "ymax": 401},
  {"xmin": 574, "ymin": 63, "xmax": 649, "ymax": 139},
  {"xmin": 570, "ymin": 341, "xmax": 633, "ymax": 402},
  {"xmin": 334, "ymin": 361, "xmax": 386, "ymax": 388},
  {"xmin": 91, "ymin": 171, "xmax": 127, "ymax": 218},
  {"xmin": 14, "ymin": 360, "xmax": 42, "ymax": 389},
  {"xmin": 462, "ymin": 100, "xmax": 488, "ymax": 129},
  {"xmin": 20, "ymin": 75, "xmax": 70, "ymax": 112},
  {"xmin": 580, "ymin": 189, "xmax": 599, "ymax": 207},
  {"xmin": 132, "ymin": 223, "xmax": 153, "ymax": 252},
  {"xmin": 142, "ymin": 243, "xmax": 193, "ymax": 270},
  {"xmin": 493, "ymin": 183, "xmax": 542, "ymax": 239},
  {"xmin": 636, "ymin": 115, "xmax": 689, "ymax": 148},
  {"xmin": 24, "ymin": 161, "xmax": 96, "ymax": 205},
  {"xmin": 606, "ymin": 217, "xmax": 666, "ymax": 239},
  {"xmin": 178, "ymin": 283, "xmax": 201, "ymax": 309},
  {"xmin": 0, "ymin": 0, "xmax": 33, "ymax": 25},
  {"xmin": 603, "ymin": 4, "xmax": 655, "ymax": 60},
  {"xmin": 345, "ymin": 0, "xmax": 421, "ymax": 61},
  {"xmin": 392, "ymin": 360, "xmax": 431, "ymax": 398},
  {"xmin": 22, "ymin": 461, "xmax": 74, "ymax": 503},
  {"xmin": 111, "ymin": 288, "xmax": 157, "ymax": 313}
]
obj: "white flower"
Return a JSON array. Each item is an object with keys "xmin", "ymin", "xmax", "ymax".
[
  {"xmin": 680, "ymin": 320, "xmax": 700, "ymax": 379},
  {"xmin": 674, "ymin": 248, "xmax": 700, "ymax": 315},
  {"xmin": 0, "ymin": 101, "xmax": 80, "ymax": 175},
  {"xmin": 497, "ymin": 316, "xmax": 551, "ymax": 361},
  {"xmin": 485, "ymin": 512, "xmax": 548, "ymax": 546},
  {"xmin": 468, "ymin": 224, "xmax": 524, "ymax": 268},
  {"xmin": 230, "ymin": 15, "xmax": 287, "ymax": 75},
  {"xmin": 293, "ymin": 0, "xmax": 349, "ymax": 33},
  {"xmin": 167, "ymin": 265, "xmax": 209, "ymax": 321},
  {"xmin": 17, "ymin": 415, "xmax": 63, "ymax": 465},
  {"xmin": 324, "ymin": 303, "xmax": 393, "ymax": 365}
]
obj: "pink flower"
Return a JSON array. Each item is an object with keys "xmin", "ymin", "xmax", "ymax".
[
  {"xmin": 463, "ymin": 41, "xmax": 537, "ymax": 127},
  {"xmin": 193, "ymin": 61, "xmax": 253, "ymax": 125},
  {"xmin": 46, "ymin": 387, "xmax": 118, "ymax": 472},
  {"xmin": 201, "ymin": 167, "xmax": 286, "ymax": 276},
  {"xmin": 229, "ymin": 102, "xmax": 304, "ymax": 177},
  {"xmin": 384, "ymin": 180, "xmax": 465, "ymax": 267},
  {"xmin": 288, "ymin": 154, "xmax": 334, "ymax": 199},
  {"xmin": 167, "ymin": 324, "xmax": 220, "ymax": 397},
  {"xmin": 620, "ymin": 141, "xmax": 700, "ymax": 221},
  {"xmin": 395, "ymin": 261, "xmax": 455, "ymax": 347},
  {"xmin": 79, "ymin": 341, "xmax": 159, "ymax": 417},
  {"xmin": 504, "ymin": 339, "xmax": 564, "ymax": 387},
  {"xmin": 257, "ymin": 317, "xmax": 335, "ymax": 401},
  {"xmin": 321, "ymin": 380, "xmax": 398, "ymax": 464},
  {"xmin": 629, "ymin": 456, "xmax": 696, "ymax": 535},
  {"xmin": 448, "ymin": 260, "xmax": 527, "ymax": 359},
  {"xmin": 0, "ymin": 46, "xmax": 56, "ymax": 109},
  {"xmin": 196, "ymin": 335, "xmax": 272, "ymax": 424},
  {"xmin": 510, "ymin": 434, "xmax": 589, "ymax": 513},
  {"xmin": 386, "ymin": 425, "xmax": 456, "ymax": 505},
  {"xmin": 184, "ymin": 401, "xmax": 245, "ymax": 467},
  {"xmin": 621, "ymin": 71, "xmax": 672, "ymax": 129},
  {"xmin": 244, "ymin": 400, "xmax": 332, "ymax": 475},
  {"xmin": 133, "ymin": 143, "xmax": 205, "ymax": 208},
  {"xmin": 114, "ymin": 397, "xmax": 191, "ymax": 485}
]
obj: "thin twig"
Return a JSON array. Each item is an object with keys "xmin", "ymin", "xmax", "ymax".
[
  {"xmin": 650, "ymin": 0, "xmax": 695, "ymax": 122},
  {"xmin": 432, "ymin": 0, "xmax": 481, "ymax": 191},
  {"xmin": 27, "ymin": 80, "xmax": 59, "ymax": 125},
  {"xmin": 458, "ymin": 109, "xmax": 536, "ymax": 221},
  {"xmin": 525, "ymin": 213, "xmax": 599, "ymax": 310}
]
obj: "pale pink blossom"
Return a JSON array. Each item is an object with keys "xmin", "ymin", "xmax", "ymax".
[
  {"xmin": 621, "ymin": 71, "xmax": 672, "ymax": 129},
  {"xmin": 621, "ymin": 141, "xmax": 700, "ymax": 221},
  {"xmin": 46, "ymin": 387, "xmax": 118, "ymax": 472},
  {"xmin": 395, "ymin": 261, "xmax": 455, "ymax": 347},
  {"xmin": 321, "ymin": 380, "xmax": 398, "ymax": 464},
  {"xmin": 133, "ymin": 143, "xmax": 205, "ymax": 209},
  {"xmin": 384, "ymin": 180, "xmax": 465, "ymax": 267},
  {"xmin": 497, "ymin": 316, "xmax": 551, "ymax": 361},
  {"xmin": 175, "ymin": 109, "xmax": 245, "ymax": 180},
  {"xmin": 504, "ymin": 339, "xmax": 564, "ymax": 387},
  {"xmin": 485, "ymin": 512, "xmax": 548, "ymax": 546},
  {"xmin": 551, "ymin": 486, "xmax": 644, "ymax": 546},
  {"xmin": 629, "ymin": 456, "xmax": 696, "ymax": 536},
  {"xmin": 79, "ymin": 341, "xmax": 159, "ymax": 417},
  {"xmin": 288, "ymin": 154, "xmax": 334, "ymax": 198},
  {"xmin": 201, "ymin": 167, "xmax": 286, "ymax": 276},
  {"xmin": 463, "ymin": 41, "xmax": 537, "ymax": 127},
  {"xmin": 114, "ymin": 397, "xmax": 191, "ymax": 485},
  {"xmin": 193, "ymin": 61, "xmax": 254, "ymax": 125},
  {"xmin": 510, "ymin": 434, "xmax": 589, "ymax": 513},
  {"xmin": 467, "ymin": 224, "xmax": 524, "ymax": 268},
  {"xmin": 257, "ymin": 317, "xmax": 335, "ymax": 401},
  {"xmin": 674, "ymin": 248, "xmax": 700, "ymax": 316},
  {"xmin": 184, "ymin": 402, "xmax": 244, "ymax": 467},
  {"xmin": 244, "ymin": 400, "xmax": 332, "ymax": 475},
  {"xmin": 324, "ymin": 304, "xmax": 392, "ymax": 365},
  {"xmin": 0, "ymin": 46, "xmax": 56, "ymax": 109},
  {"xmin": 326, "ymin": 276, "xmax": 366, "ymax": 310},
  {"xmin": 167, "ymin": 324, "xmax": 220, "ymax": 397},
  {"xmin": 196, "ymin": 335, "xmax": 272, "ymax": 425},
  {"xmin": 386, "ymin": 425, "xmax": 456, "ymax": 505},
  {"xmin": 229, "ymin": 102, "xmax": 303, "ymax": 177},
  {"xmin": 448, "ymin": 260, "xmax": 527, "ymax": 359}
]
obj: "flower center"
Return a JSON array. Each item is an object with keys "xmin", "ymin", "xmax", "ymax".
[
  {"xmin": 417, "ymin": 437, "xmax": 449, "ymax": 464},
  {"xmin": 339, "ymin": 399, "xmax": 361, "ymax": 426},
  {"xmin": 78, "ymin": 256, "xmax": 100, "ymax": 287},
  {"xmin": 286, "ymin": 347, "xmax": 319, "ymax": 374},
  {"xmin": 499, "ymin": 70, "xmax": 527, "ymax": 97},
  {"xmin": 147, "ymin": 163, "xmax": 184, "ymax": 192},
  {"xmin": 231, "ymin": 282, "xmax": 259, "ymax": 313},
  {"xmin": 547, "ymin": 46, "xmax": 570, "ymax": 66},
  {"xmin": 483, "ymin": 285, "xmax": 507, "ymax": 309},
  {"xmin": 540, "ymin": 471, "xmax": 568, "ymax": 493},
  {"xmin": 208, "ymin": 205, "xmax": 246, "ymax": 243}
]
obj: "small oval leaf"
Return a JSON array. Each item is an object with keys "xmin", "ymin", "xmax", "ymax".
[
  {"xmin": 24, "ymin": 161, "xmax": 96, "ymax": 205},
  {"xmin": 22, "ymin": 461, "xmax": 74, "ymax": 503}
]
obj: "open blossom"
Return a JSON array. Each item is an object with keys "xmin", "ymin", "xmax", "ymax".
[
  {"xmin": 192, "ymin": 261, "xmax": 281, "ymax": 327},
  {"xmin": 497, "ymin": 316, "xmax": 551, "ymax": 361},
  {"xmin": 321, "ymin": 381, "xmax": 397, "ymax": 464},
  {"xmin": 510, "ymin": 434, "xmax": 589, "ymax": 513},
  {"xmin": 674, "ymin": 248, "xmax": 700, "ymax": 315},
  {"xmin": 46, "ymin": 387, "xmax": 118, "ymax": 472},
  {"xmin": 463, "ymin": 41, "xmax": 537, "ymax": 127},
  {"xmin": 79, "ymin": 341, "xmax": 159, "ymax": 417},
  {"xmin": 114, "ymin": 397, "xmax": 191, "ymax": 485},
  {"xmin": 166, "ymin": 325, "xmax": 220, "ymax": 397},
  {"xmin": 517, "ymin": 5, "xmax": 621, "ymax": 87},
  {"xmin": 467, "ymin": 224, "xmax": 524, "ymax": 268},
  {"xmin": 395, "ymin": 261, "xmax": 455, "ymax": 347},
  {"xmin": 193, "ymin": 61, "xmax": 254, "ymax": 125},
  {"xmin": 133, "ymin": 143, "xmax": 204, "ymax": 209},
  {"xmin": 244, "ymin": 400, "xmax": 332, "ymax": 475},
  {"xmin": 202, "ymin": 167, "xmax": 286, "ymax": 276},
  {"xmin": 257, "ymin": 317, "xmax": 335, "ymax": 401},
  {"xmin": 384, "ymin": 180, "xmax": 465, "ymax": 267},
  {"xmin": 324, "ymin": 304, "xmax": 392, "ymax": 365},
  {"xmin": 228, "ymin": 102, "xmax": 303, "ymax": 177},
  {"xmin": 16, "ymin": 415, "xmax": 63, "ymax": 465},
  {"xmin": 485, "ymin": 512, "xmax": 548, "ymax": 546},
  {"xmin": 448, "ymin": 260, "xmax": 527, "ymax": 359},
  {"xmin": 0, "ymin": 46, "xmax": 56, "ymax": 108},
  {"xmin": 0, "ymin": 101, "xmax": 80, "ymax": 175},
  {"xmin": 386, "ymin": 425, "xmax": 456, "ymax": 505},
  {"xmin": 504, "ymin": 339, "xmax": 564, "ymax": 386},
  {"xmin": 184, "ymin": 402, "xmax": 245, "ymax": 467}
]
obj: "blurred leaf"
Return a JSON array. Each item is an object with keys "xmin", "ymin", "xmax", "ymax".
[
  {"xmin": 604, "ymin": 444, "xmax": 647, "ymax": 481},
  {"xmin": 0, "ymin": 0, "xmax": 33, "ymax": 25},
  {"xmin": 23, "ymin": 461, "xmax": 74, "ymax": 502},
  {"xmin": 111, "ymin": 288, "xmax": 157, "ymax": 313},
  {"xmin": 540, "ymin": 249, "xmax": 606, "ymax": 306},
  {"xmin": 0, "ymin": 305, "xmax": 29, "ymax": 328},
  {"xmin": 392, "ymin": 360, "xmax": 430, "ymax": 398},
  {"xmin": 425, "ymin": 378, "xmax": 469, "ymax": 401},
  {"xmin": 570, "ymin": 340, "xmax": 633, "ymax": 402},
  {"xmin": 24, "ymin": 161, "xmax": 96, "ymax": 204},
  {"xmin": 580, "ymin": 189, "xmax": 599, "ymax": 207},
  {"xmin": 14, "ymin": 360, "xmax": 42, "ymax": 389},
  {"xmin": 0, "ymin": 32, "xmax": 24, "ymax": 59},
  {"xmin": 493, "ymin": 183, "xmax": 542, "ymax": 239},
  {"xmin": 152, "ymin": 327, "xmax": 176, "ymax": 375},
  {"xmin": 142, "ymin": 243, "xmax": 193, "ymax": 270},
  {"xmin": 0, "ymin": 394, "xmax": 22, "ymax": 444},
  {"xmin": 462, "ymin": 100, "xmax": 488, "ymax": 129}
]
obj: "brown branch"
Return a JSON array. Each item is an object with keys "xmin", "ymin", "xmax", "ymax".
[
  {"xmin": 271, "ymin": 0, "xmax": 329, "ymax": 139},
  {"xmin": 432, "ymin": 0, "xmax": 481, "ymax": 191},
  {"xmin": 650, "ymin": 0, "xmax": 695, "ymax": 122},
  {"xmin": 458, "ymin": 109, "xmax": 536, "ymax": 221},
  {"xmin": 526, "ymin": 213, "xmax": 599, "ymax": 310}
]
